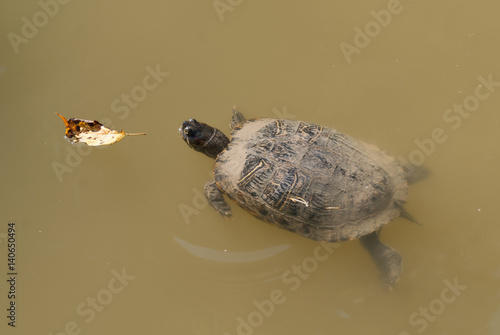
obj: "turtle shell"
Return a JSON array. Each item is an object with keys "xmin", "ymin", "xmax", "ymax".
[{"xmin": 214, "ymin": 118, "xmax": 407, "ymax": 242}]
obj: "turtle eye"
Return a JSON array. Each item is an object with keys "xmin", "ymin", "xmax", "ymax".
[
  {"xmin": 184, "ymin": 127, "xmax": 194, "ymax": 137},
  {"xmin": 180, "ymin": 120, "xmax": 204, "ymax": 148}
]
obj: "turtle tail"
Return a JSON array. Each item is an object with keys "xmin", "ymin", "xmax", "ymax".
[{"xmin": 395, "ymin": 203, "xmax": 421, "ymax": 225}]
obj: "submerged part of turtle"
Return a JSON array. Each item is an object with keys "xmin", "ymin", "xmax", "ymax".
[{"xmin": 180, "ymin": 108, "xmax": 413, "ymax": 289}]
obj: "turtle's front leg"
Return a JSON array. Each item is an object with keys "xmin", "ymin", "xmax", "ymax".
[
  {"xmin": 230, "ymin": 106, "xmax": 246, "ymax": 130},
  {"xmin": 204, "ymin": 180, "xmax": 232, "ymax": 217}
]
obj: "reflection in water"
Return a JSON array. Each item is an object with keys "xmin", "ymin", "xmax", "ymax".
[
  {"xmin": 174, "ymin": 236, "xmax": 291, "ymax": 288},
  {"xmin": 174, "ymin": 236, "xmax": 290, "ymax": 263}
]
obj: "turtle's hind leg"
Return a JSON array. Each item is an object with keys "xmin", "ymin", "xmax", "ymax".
[
  {"xmin": 359, "ymin": 231, "xmax": 402, "ymax": 290},
  {"xmin": 204, "ymin": 180, "xmax": 232, "ymax": 217},
  {"xmin": 403, "ymin": 163, "xmax": 430, "ymax": 184}
]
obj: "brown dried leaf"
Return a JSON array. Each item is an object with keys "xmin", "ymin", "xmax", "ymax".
[{"xmin": 56, "ymin": 113, "xmax": 145, "ymax": 146}]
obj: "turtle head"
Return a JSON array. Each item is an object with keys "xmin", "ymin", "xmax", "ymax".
[{"xmin": 179, "ymin": 119, "xmax": 229, "ymax": 159}]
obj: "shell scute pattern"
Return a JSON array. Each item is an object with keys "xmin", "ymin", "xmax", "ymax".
[
  {"xmin": 236, "ymin": 155, "xmax": 274, "ymax": 197},
  {"xmin": 214, "ymin": 118, "xmax": 407, "ymax": 242}
]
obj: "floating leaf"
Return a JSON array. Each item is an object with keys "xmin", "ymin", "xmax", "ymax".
[{"xmin": 56, "ymin": 113, "xmax": 146, "ymax": 146}]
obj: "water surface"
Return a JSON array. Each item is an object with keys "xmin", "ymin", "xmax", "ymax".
[{"xmin": 1, "ymin": 1, "xmax": 499, "ymax": 334}]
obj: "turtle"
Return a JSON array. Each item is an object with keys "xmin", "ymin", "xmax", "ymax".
[{"xmin": 179, "ymin": 108, "xmax": 414, "ymax": 289}]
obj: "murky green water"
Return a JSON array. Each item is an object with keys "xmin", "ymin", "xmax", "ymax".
[{"xmin": 1, "ymin": 1, "xmax": 499, "ymax": 334}]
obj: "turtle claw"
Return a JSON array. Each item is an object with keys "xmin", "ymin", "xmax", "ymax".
[{"xmin": 378, "ymin": 248, "xmax": 403, "ymax": 290}]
